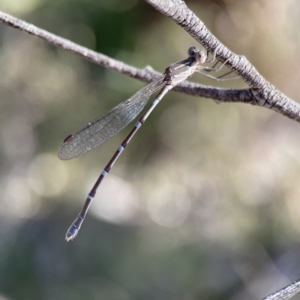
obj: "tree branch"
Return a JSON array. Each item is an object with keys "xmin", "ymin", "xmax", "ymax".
[
  {"xmin": 146, "ymin": 0, "xmax": 300, "ymax": 123},
  {"xmin": 0, "ymin": 10, "xmax": 248, "ymax": 103},
  {"xmin": 0, "ymin": 5, "xmax": 299, "ymax": 123},
  {"xmin": 263, "ymin": 279, "xmax": 300, "ymax": 300}
]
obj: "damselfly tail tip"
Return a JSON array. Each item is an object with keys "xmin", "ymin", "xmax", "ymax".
[
  {"xmin": 65, "ymin": 215, "xmax": 85, "ymax": 241},
  {"xmin": 65, "ymin": 225, "xmax": 79, "ymax": 242}
]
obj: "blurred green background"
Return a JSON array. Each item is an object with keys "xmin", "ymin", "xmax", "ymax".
[{"xmin": 1, "ymin": 0, "xmax": 300, "ymax": 299}]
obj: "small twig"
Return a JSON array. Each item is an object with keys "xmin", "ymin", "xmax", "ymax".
[
  {"xmin": 0, "ymin": 7, "xmax": 300, "ymax": 122},
  {"xmin": 0, "ymin": 10, "xmax": 251, "ymax": 105},
  {"xmin": 146, "ymin": 0, "xmax": 300, "ymax": 123},
  {"xmin": 262, "ymin": 279, "xmax": 300, "ymax": 300}
]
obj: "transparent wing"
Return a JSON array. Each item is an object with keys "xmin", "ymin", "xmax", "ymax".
[{"xmin": 58, "ymin": 76, "xmax": 165, "ymax": 160}]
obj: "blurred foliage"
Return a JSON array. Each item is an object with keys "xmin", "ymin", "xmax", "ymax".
[{"xmin": 1, "ymin": 0, "xmax": 300, "ymax": 299}]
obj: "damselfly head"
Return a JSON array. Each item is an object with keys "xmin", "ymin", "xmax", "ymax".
[
  {"xmin": 188, "ymin": 46, "xmax": 199, "ymax": 57},
  {"xmin": 188, "ymin": 47, "xmax": 207, "ymax": 64}
]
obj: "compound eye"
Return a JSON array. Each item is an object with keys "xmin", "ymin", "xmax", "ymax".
[
  {"xmin": 199, "ymin": 50, "xmax": 207, "ymax": 63},
  {"xmin": 188, "ymin": 47, "xmax": 198, "ymax": 56}
]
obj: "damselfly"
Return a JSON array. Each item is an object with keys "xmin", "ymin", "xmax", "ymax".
[{"xmin": 59, "ymin": 47, "xmax": 235, "ymax": 241}]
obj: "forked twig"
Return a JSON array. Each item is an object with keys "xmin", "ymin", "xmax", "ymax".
[
  {"xmin": 0, "ymin": 10, "xmax": 247, "ymax": 103},
  {"xmin": 146, "ymin": 0, "xmax": 300, "ymax": 123}
]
